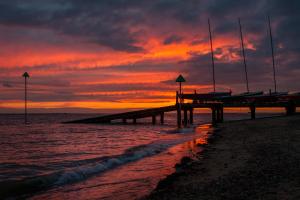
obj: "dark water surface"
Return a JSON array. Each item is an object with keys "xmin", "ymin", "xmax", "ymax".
[{"xmin": 0, "ymin": 112, "xmax": 282, "ymax": 199}]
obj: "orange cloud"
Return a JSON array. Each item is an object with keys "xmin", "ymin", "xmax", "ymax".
[
  {"xmin": 0, "ymin": 25, "xmax": 258, "ymax": 111},
  {"xmin": 0, "ymin": 100, "xmax": 175, "ymax": 110}
]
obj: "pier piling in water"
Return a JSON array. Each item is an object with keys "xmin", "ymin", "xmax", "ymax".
[
  {"xmin": 189, "ymin": 108, "xmax": 194, "ymax": 124},
  {"xmin": 212, "ymin": 107, "xmax": 217, "ymax": 125},
  {"xmin": 177, "ymin": 106, "xmax": 181, "ymax": 128},
  {"xmin": 250, "ymin": 105, "xmax": 256, "ymax": 119},
  {"xmin": 216, "ymin": 108, "xmax": 220, "ymax": 122},
  {"xmin": 65, "ymin": 92, "xmax": 299, "ymax": 126},
  {"xmin": 286, "ymin": 101, "xmax": 296, "ymax": 115},
  {"xmin": 160, "ymin": 113, "xmax": 164, "ymax": 124},
  {"xmin": 217, "ymin": 106, "xmax": 224, "ymax": 123},
  {"xmin": 152, "ymin": 115, "xmax": 157, "ymax": 125},
  {"xmin": 183, "ymin": 108, "xmax": 188, "ymax": 127}
]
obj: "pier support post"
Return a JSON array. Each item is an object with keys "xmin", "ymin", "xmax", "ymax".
[
  {"xmin": 183, "ymin": 108, "xmax": 188, "ymax": 127},
  {"xmin": 286, "ymin": 101, "xmax": 296, "ymax": 115},
  {"xmin": 221, "ymin": 107, "xmax": 224, "ymax": 122},
  {"xmin": 160, "ymin": 113, "xmax": 164, "ymax": 124},
  {"xmin": 250, "ymin": 105, "xmax": 256, "ymax": 120},
  {"xmin": 212, "ymin": 107, "xmax": 217, "ymax": 125},
  {"xmin": 189, "ymin": 108, "xmax": 194, "ymax": 124},
  {"xmin": 216, "ymin": 108, "xmax": 220, "ymax": 123},
  {"xmin": 152, "ymin": 115, "xmax": 156, "ymax": 125},
  {"xmin": 193, "ymin": 90, "xmax": 198, "ymax": 103},
  {"xmin": 177, "ymin": 105, "xmax": 181, "ymax": 128},
  {"xmin": 122, "ymin": 118, "xmax": 127, "ymax": 124},
  {"xmin": 218, "ymin": 106, "xmax": 224, "ymax": 123},
  {"xmin": 133, "ymin": 118, "xmax": 137, "ymax": 124}
]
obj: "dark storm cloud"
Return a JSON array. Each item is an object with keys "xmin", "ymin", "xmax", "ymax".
[
  {"xmin": 0, "ymin": 0, "xmax": 146, "ymax": 52},
  {"xmin": 180, "ymin": 39, "xmax": 300, "ymax": 92},
  {"xmin": 176, "ymin": 0, "xmax": 300, "ymax": 92},
  {"xmin": 163, "ymin": 35, "xmax": 184, "ymax": 45},
  {"xmin": 149, "ymin": 0, "xmax": 203, "ymax": 23},
  {"xmin": 2, "ymin": 82, "xmax": 13, "ymax": 88},
  {"xmin": 0, "ymin": 59, "xmax": 180, "ymax": 74},
  {"xmin": 0, "ymin": 0, "xmax": 260, "ymax": 52},
  {"xmin": 1, "ymin": 0, "xmax": 299, "ymax": 53},
  {"xmin": 74, "ymin": 83, "xmax": 174, "ymax": 93},
  {"xmin": 0, "ymin": 81, "xmax": 174, "ymax": 102},
  {"xmin": 0, "ymin": 75, "xmax": 71, "ymax": 88},
  {"xmin": 206, "ymin": 0, "xmax": 258, "ymax": 19},
  {"xmin": 0, "ymin": 2, "xmax": 48, "ymax": 26},
  {"xmin": 1, "ymin": 0, "xmax": 300, "ymax": 102}
]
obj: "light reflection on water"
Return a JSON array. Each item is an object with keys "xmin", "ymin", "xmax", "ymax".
[
  {"xmin": 31, "ymin": 133, "xmax": 210, "ymax": 200},
  {"xmin": 0, "ymin": 112, "xmax": 281, "ymax": 199}
]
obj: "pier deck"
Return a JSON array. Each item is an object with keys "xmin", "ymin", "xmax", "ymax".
[
  {"xmin": 65, "ymin": 105, "xmax": 177, "ymax": 124},
  {"xmin": 65, "ymin": 92, "xmax": 300, "ymax": 127}
]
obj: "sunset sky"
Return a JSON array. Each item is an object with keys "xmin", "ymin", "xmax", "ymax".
[{"xmin": 0, "ymin": 0, "xmax": 299, "ymax": 112}]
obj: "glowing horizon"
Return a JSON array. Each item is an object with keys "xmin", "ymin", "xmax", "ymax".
[{"xmin": 1, "ymin": 1, "xmax": 299, "ymax": 112}]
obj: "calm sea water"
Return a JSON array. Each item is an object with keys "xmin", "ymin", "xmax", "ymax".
[{"xmin": 0, "ymin": 112, "xmax": 282, "ymax": 199}]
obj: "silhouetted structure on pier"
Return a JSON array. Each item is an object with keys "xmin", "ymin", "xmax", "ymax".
[
  {"xmin": 66, "ymin": 91, "xmax": 300, "ymax": 128},
  {"xmin": 176, "ymin": 91, "xmax": 299, "ymax": 127}
]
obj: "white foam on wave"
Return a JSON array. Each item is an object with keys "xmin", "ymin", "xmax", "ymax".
[
  {"xmin": 54, "ymin": 142, "xmax": 171, "ymax": 185},
  {"xmin": 162, "ymin": 126, "xmax": 197, "ymax": 134},
  {"xmin": 1, "ymin": 134, "xmax": 202, "ymax": 199}
]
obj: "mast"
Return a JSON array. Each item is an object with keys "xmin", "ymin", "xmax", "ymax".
[
  {"xmin": 238, "ymin": 18, "xmax": 250, "ymax": 93},
  {"xmin": 208, "ymin": 19, "xmax": 216, "ymax": 93},
  {"xmin": 268, "ymin": 15, "xmax": 277, "ymax": 93}
]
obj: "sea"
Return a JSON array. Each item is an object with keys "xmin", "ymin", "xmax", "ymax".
[{"xmin": 0, "ymin": 111, "xmax": 283, "ymax": 200}]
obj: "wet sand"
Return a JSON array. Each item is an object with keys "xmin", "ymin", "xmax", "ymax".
[{"xmin": 143, "ymin": 115, "xmax": 300, "ymax": 200}]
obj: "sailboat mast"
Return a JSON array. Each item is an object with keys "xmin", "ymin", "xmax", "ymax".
[
  {"xmin": 238, "ymin": 18, "xmax": 250, "ymax": 93},
  {"xmin": 208, "ymin": 19, "xmax": 216, "ymax": 93},
  {"xmin": 268, "ymin": 15, "xmax": 277, "ymax": 93}
]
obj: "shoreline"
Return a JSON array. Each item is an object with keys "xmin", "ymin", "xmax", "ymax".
[{"xmin": 142, "ymin": 114, "xmax": 300, "ymax": 200}]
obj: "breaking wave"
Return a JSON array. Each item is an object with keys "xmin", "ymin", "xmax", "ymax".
[{"xmin": 0, "ymin": 138, "xmax": 192, "ymax": 199}]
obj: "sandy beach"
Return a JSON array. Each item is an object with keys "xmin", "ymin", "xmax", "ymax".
[{"xmin": 144, "ymin": 115, "xmax": 300, "ymax": 200}]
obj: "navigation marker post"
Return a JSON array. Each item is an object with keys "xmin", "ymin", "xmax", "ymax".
[
  {"xmin": 176, "ymin": 74, "xmax": 186, "ymax": 95},
  {"xmin": 22, "ymin": 72, "xmax": 30, "ymax": 124},
  {"xmin": 176, "ymin": 74, "xmax": 186, "ymax": 128}
]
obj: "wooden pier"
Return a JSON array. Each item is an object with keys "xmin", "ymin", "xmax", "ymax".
[
  {"xmin": 66, "ymin": 91, "xmax": 300, "ymax": 127},
  {"xmin": 175, "ymin": 91, "xmax": 300, "ymax": 127},
  {"xmin": 65, "ymin": 105, "xmax": 176, "ymax": 124}
]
